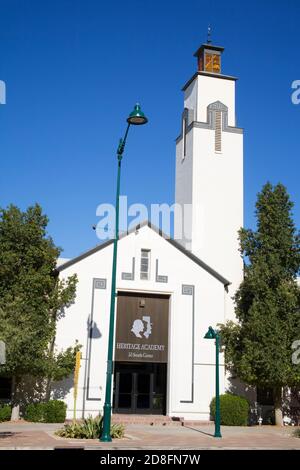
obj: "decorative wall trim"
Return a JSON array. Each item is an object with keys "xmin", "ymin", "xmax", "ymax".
[
  {"xmin": 121, "ymin": 257, "xmax": 135, "ymax": 281},
  {"xmin": 182, "ymin": 107, "xmax": 194, "ymax": 127},
  {"xmin": 176, "ymin": 100, "xmax": 243, "ymax": 143},
  {"xmin": 85, "ymin": 277, "xmax": 107, "ymax": 402},
  {"xmin": 94, "ymin": 278, "xmax": 107, "ymax": 289},
  {"xmin": 192, "ymin": 101, "xmax": 243, "ymax": 134},
  {"xmin": 182, "ymin": 284, "xmax": 194, "ymax": 295},
  {"xmin": 180, "ymin": 284, "xmax": 195, "ymax": 404},
  {"xmin": 155, "ymin": 259, "xmax": 168, "ymax": 283}
]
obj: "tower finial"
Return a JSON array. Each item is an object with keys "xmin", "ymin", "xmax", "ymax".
[{"xmin": 207, "ymin": 25, "xmax": 212, "ymax": 44}]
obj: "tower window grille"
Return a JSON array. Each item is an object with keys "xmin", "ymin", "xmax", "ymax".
[{"xmin": 215, "ymin": 111, "xmax": 222, "ymax": 152}]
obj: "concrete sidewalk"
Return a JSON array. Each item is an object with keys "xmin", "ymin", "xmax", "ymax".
[{"xmin": 0, "ymin": 422, "xmax": 300, "ymax": 450}]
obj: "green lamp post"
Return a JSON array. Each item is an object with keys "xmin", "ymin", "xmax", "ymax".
[
  {"xmin": 204, "ymin": 326, "xmax": 222, "ymax": 438},
  {"xmin": 100, "ymin": 103, "xmax": 148, "ymax": 442}
]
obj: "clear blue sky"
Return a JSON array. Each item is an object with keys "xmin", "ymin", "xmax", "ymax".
[{"xmin": 1, "ymin": 0, "xmax": 299, "ymax": 258}]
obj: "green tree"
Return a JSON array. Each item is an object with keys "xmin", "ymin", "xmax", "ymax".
[
  {"xmin": 0, "ymin": 204, "xmax": 78, "ymax": 418},
  {"xmin": 220, "ymin": 183, "xmax": 300, "ymax": 425},
  {"xmin": 44, "ymin": 276, "xmax": 79, "ymax": 401}
]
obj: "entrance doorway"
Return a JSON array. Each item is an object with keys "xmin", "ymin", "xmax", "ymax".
[{"xmin": 113, "ymin": 362, "xmax": 167, "ymax": 414}]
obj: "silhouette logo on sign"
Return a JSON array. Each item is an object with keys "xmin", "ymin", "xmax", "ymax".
[{"xmin": 131, "ymin": 315, "xmax": 152, "ymax": 339}]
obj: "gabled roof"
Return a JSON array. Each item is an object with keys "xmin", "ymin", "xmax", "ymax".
[{"xmin": 56, "ymin": 221, "xmax": 230, "ymax": 286}]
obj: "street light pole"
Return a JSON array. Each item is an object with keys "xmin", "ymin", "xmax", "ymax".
[
  {"xmin": 214, "ymin": 331, "xmax": 222, "ymax": 438},
  {"xmin": 204, "ymin": 326, "xmax": 222, "ymax": 438},
  {"xmin": 100, "ymin": 104, "xmax": 148, "ymax": 442},
  {"xmin": 100, "ymin": 131, "xmax": 126, "ymax": 443}
]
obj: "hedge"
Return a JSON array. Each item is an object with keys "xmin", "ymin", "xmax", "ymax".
[
  {"xmin": 25, "ymin": 400, "xmax": 67, "ymax": 423},
  {"xmin": 294, "ymin": 428, "xmax": 300, "ymax": 438},
  {"xmin": 0, "ymin": 405, "xmax": 11, "ymax": 422},
  {"xmin": 210, "ymin": 394, "xmax": 249, "ymax": 426}
]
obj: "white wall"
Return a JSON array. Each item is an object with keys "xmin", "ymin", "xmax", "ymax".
[
  {"xmin": 191, "ymin": 126, "xmax": 243, "ymax": 320},
  {"xmin": 195, "ymin": 74, "xmax": 236, "ymax": 126},
  {"xmin": 174, "ymin": 123, "xmax": 193, "ymax": 249},
  {"xmin": 175, "ymin": 72, "xmax": 243, "ymax": 321},
  {"xmin": 183, "ymin": 79, "xmax": 198, "ymax": 120},
  {"xmin": 55, "ymin": 225, "xmax": 227, "ymax": 420}
]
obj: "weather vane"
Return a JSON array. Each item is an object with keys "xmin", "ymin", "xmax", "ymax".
[{"xmin": 207, "ymin": 25, "xmax": 212, "ymax": 44}]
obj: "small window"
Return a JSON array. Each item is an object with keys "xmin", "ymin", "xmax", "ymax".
[
  {"xmin": 205, "ymin": 53, "xmax": 221, "ymax": 73},
  {"xmin": 140, "ymin": 249, "xmax": 150, "ymax": 280}
]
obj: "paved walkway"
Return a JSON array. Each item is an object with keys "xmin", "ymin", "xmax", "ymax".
[{"xmin": 0, "ymin": 422, "xmax": 300, "ymax": 449}]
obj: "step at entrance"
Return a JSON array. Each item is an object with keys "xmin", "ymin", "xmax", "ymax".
[{"xmin": 112, "ymin": 414, "xmax": 183, "ymax": 426}]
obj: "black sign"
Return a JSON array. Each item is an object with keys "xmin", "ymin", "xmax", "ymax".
[{"xmin": 115, "ymin": 293, "xmax": 169, "ymax": 363}]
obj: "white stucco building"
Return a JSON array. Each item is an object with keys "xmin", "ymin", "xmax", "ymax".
[{"xmin": 54, "ymin": 41, "xmax": 244, "ymax": 421}]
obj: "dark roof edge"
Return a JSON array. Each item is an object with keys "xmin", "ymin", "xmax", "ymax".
[
  {"xmin": 56, "ymin": 220, "xmax": 230, "ymax": 286},
  {"xmin": 193, "ymin": 44, "xmax": 225, "ymax": 56},
  {"xmin": 56, "ymin": 238, "xmax": 113, "ymax": 272},
  {"xmin": 182, "ymin": 71, "xmax": 238, "ymax": 91},
  {"xmin": 55, "ymin": 221, "xmax": 150, "ymax": 273}
]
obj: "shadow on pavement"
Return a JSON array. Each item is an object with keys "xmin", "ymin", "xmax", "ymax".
[
  {"xmin": 0, "ymin": 432, "xmax": 19, "ymax": 439},
  {"xmin": 183, "ymin": 426, "xmax": 215, "ymax": 438}
]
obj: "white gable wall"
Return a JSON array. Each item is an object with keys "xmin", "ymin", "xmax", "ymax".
[{"xmin": 55, "ymin": 225, "xmax": 227, "ymax": 420}]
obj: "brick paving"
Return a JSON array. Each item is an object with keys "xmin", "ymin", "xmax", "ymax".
[{"xmin": 0, "ymin": 422, "xmax": 300, "ymax": 449}]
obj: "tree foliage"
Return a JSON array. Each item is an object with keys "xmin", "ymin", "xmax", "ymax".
[
  {"xmin": 220, "ymin": 183, "xmax": 300, "ymax": 410},
  {"xmin": 0, "ymin": 204, "xmax": 78, "ymax": 399}
]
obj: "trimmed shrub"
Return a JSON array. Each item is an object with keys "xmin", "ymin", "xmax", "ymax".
[
  {"xmin": 25, "ymin": 400, "xmax": 66, "ymax": 423},
  {"xmin": 0, "ymin": 404, "xmax": 11, "ymax": 422},
  {"xmin": 44, "ymin": 400, "xmax": 67, "ymax": 423},
  {"xmin": 55, "ymin": 415, "xmax": 125, "ymax": 439},
  {"xmin": 210, "ymin": 393, "xmax": 249, "ymax": 426},
  {"xmin": 24, "ymin": 403, "xmax": 45, "ymax": 422}
]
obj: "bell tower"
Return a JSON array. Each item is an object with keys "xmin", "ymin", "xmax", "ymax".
[
  {"xmin": 174, "ymin": 41, "xmax": 243, "ymax": 319},
  {"xmin": 194, "ymin": 43, "xmax": 223, "ymax": 74}
]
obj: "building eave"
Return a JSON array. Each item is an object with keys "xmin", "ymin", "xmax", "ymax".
[
  {"xmin": 193, "ymin": 44, "xmax": 225, "ymax": 57},
  {"xmin": 56, "ymin": 220, "xmax": 230, "ymax": 287},
  {"xmin": 182, "ymin": 71, "xmax": 238, "ymax": 92}
]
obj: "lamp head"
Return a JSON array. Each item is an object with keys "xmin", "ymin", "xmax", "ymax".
[
  {"xmin": 204, "ymin": 326, "xmax": 217, "ymax": 339},
  {"xmin": 127, "ymin": 103, "xmax": 148, "ymax": 125}
]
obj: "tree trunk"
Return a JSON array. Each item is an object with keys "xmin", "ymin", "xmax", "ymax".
[
  {"xmin": 273, "ymin": 387, "xmax": 283, "ymax": 426},
  {"xmin": 11, "ymin": 375, "xmax": 20, "ymax": 421},
  {"xmin": 44, "ymin": 334, "xmax": 56, "ymax": 401},
  {"xmin": 45, "ymin": 376, "xmax": 52, "ymax": 402}
]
